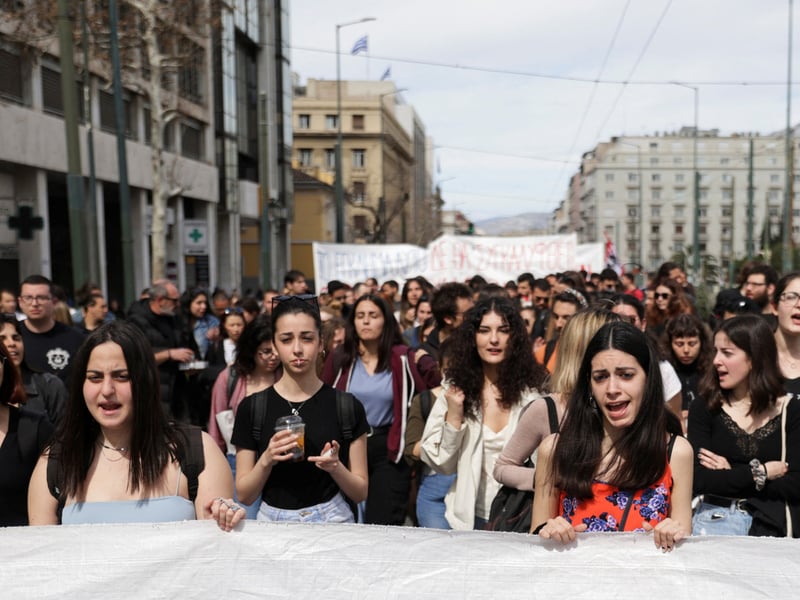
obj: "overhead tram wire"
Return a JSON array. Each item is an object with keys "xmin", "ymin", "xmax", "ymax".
[
  {"xmin": 546, "ymin": 0, "xmax": 633, "ymax": 210},
  {"xmin": 435, "ymin": 145, "xmax": 574, "ymax": 165},
  {"xmin": 290, "ymin": 44, "xmax": 798, "ymax": 88}
]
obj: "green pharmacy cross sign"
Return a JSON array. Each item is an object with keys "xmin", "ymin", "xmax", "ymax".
[
  {"xmin": 8, "ymin": 205, "xmax": 44, "ymax": 240},
  {"xmin": 189, "ymin": 228, "xmax": 203, "ymax": 243}
]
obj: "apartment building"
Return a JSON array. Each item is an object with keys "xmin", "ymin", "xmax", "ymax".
[
  {"xmin": 292, "ymin": 79, "xmax": 438, "ymax": 245},
  {"xmin": 554, "ymin": 128, "xmax": 798, "ymax": 277}
]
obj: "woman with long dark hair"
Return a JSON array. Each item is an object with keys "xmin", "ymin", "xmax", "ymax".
[
  {"xmin": 179, "ymin": 288, "xmax": 220, "ymax": 427},
  {"xmin": 0, "ymin": 342, "xmax": 53, "ymax": 525},
  {"xmin": 233, "ymin": 296, "xmax": 368, "ymax": 522},
  {"xmin": 323, "ymin": 293, "xmax": 430, "ymax": 525},
  {"xmin": 421, "ymin": 296, "xmax": 548, "ymax": 530},
  {"xmin": 28, "ymin": 321, "xmax": 244, "ymax": 530},
  {"xmin": 646, "ymin": 278, "xmax": 693, "ymax": 338},
  {"xmin": 690, "ymin": 314, "xmax": 800, "ymax": 537},
  {"xmin": 532, "ymin": 321, "xmax": 692, "ymax": 551},
  {"xmin": 662, "ymin": 313, "xmax": 712, "ymax": 430}
]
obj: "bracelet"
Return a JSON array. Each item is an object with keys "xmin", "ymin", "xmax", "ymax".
[
  {"xmin": 749, "ymin": 458, "xmax": 767, "ymax": 491},
  {"xmin": 531, "ymin": 523, "xmax": 546, "ymax": 535}
]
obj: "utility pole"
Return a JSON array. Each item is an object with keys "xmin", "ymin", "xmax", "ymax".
[
  {"xmin": 747, "ymin": 138, "xmax": 755, "ymax": 259},
  {"xmin": 57, "ymin": 0, "xmax": 88, "ymax": 291},
  {"xmin": 784, "ymin": 0, "xmax": 795, "ymax": 272}
]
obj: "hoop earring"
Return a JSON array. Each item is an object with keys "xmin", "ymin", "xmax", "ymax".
[{"xmin": 589, "ymin": 394, "xmax": 597, "ymax": 410}]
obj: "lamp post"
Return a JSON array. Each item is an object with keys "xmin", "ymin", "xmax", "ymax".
[
  {"xmin": 783, "ymin": 0, "xmax": 794, "ymax": 273},
  {"xmin": 335, "ymin": 17, "xmax": 376, "ymax": 244},
  {"xmin": 379, "ymin": 88, "xmax": 407, "ymax": 243}
]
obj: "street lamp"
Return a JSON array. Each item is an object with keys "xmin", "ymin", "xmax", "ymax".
[
  {"xmin": 335, "ymin": 17, "xmax": 376, "ymax": 244},
  {"xmin": 379, "ymin": 88, "xmax": 407, "ymax": 243}
]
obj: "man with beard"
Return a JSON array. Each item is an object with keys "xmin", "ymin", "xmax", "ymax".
[{"xmin": 739, "ymin": 261, "xmax": 778, "ymax": 316}]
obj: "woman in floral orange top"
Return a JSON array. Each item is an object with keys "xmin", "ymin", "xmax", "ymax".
[{"xmin": 532, "ymin": 322, "xmax": 693, "ymax": 552}]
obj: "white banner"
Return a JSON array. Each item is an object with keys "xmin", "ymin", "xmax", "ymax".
[
  {"xmin": 2, "ymin": 522, "xmax": 798, "ymax": 598},
  {"xmin": 313, "ymin": 233, "xmax": 602, "ymax": 286}
]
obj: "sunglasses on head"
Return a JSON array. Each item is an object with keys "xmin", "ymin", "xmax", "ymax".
[
  {"xmin": 271, "ymin": 293, "xmax": 320, "ymax": 313},
  {"xmin": 223, "ymin": 307, "xmax": 244, "ymax": 315}
]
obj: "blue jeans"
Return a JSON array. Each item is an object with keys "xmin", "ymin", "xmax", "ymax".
[
  {"xmin": 257, "ymin": 492, "xmax": 355, "ymax": 523},
  {"xmin": 416, "ymin": 471, "xmax": 455, "ymax": 530},
  {"xmin": 692, "ymin": 501, "xmax": 752, "ymax": 536},
  {"xmin": 227, "ymin": 453, "xmax": 260, "ymax": 520}
]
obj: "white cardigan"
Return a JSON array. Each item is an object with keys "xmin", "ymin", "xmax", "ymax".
[{"xmin": 420, "ymin": 388, "xmax": 540, "ymax": 530}]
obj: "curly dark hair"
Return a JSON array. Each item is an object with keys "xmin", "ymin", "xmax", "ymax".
[
  {"xmin": 443, "ymin": 296, "xmax": 547, "ymax": 418},
  {"xmin": 234, "ymin": 314, "xmax": 274, "ymax": 378}
]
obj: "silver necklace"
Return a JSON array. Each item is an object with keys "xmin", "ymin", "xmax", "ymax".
[
  {"xmin": 99, "ymin": 440, "xmax": 129, "ymax": 453},
  {"xmin": 286, "ymin": 399, "xmax": 309, "ymax": 416}
]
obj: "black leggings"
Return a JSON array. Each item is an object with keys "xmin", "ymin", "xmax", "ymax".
[{"xmin": 364, "ymin": 432, "xmax": 411, "ymax": 525}]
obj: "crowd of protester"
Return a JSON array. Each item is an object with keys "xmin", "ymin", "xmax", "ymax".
[{"xmin": 1, "ymin": 259, "xmax": 799, "ymax": 550}]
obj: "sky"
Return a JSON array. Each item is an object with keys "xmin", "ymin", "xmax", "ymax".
[{"xmin": 289, "ymin": 1, "xmax": 800, "ymax": 223}]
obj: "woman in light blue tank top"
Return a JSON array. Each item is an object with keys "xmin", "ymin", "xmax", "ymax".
[{"xmin": 28, "ymin": 320, "xmax": 245, "ymax": 531}]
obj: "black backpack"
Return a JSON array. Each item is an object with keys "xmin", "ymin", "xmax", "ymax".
[
  {"xmin": 485, "ymin": 395, "xmax": 559, "ymax": 533},
  {"xmin": 46, "ymin": 425, "xmax": 205, "ymax": 521}
]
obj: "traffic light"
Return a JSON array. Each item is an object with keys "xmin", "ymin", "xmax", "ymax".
[{"xmin": 467, "ymin": 222, "xmax": 474, "ymax": 235}]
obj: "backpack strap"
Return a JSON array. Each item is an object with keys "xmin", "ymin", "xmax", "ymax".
[
  {"xmin": 419, "ymin": 389, "xmax": 434, "ymax": 423},
  {"xmin": 543, "ymin": 395, "xmax": 559, "ymax": 434},
  {"xmin": 225, "ymin": 366, "xmax": 240, "ymax": 407},
  {"xmin": 175, "ymin": 425, "xmax": 205, "ymax": 503},
  {"xmin": 336, "ymin": 390, "xmax": 356, "ymax": 441},
  {"xmin": 17, "ymin": 407, "xmax": 41, "ymax": 464},
  {"xmin": 250, "ymin": 389, "xmax": 269, "ymax": 447},
  {"xmin": 667, "ymin": 433, "xmax": 677, "ymax": 461}
]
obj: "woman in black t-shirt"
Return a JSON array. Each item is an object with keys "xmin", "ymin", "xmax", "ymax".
[{"xmin": 232, "ymin": 295, "xmax": 369, "ymax": 522}]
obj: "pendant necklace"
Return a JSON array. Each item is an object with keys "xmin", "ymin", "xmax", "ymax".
[{"xmin": 286, "ymin": 399, "xmax": 308, "ymax": 416}]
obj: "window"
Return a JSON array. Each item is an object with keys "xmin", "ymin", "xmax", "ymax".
[
  {"xmin": 652, "ymin": 189, "xmax": 661, "ymax": 200},
  {"xmin": 628, "ymin": 190, "xmax": 640, "ymax": 201},
  {"xmin": 627, "ymin": 207, "xmax": 638, "ymax": 217},
  {"xmin": 605, "ymin": 191, "xmax": 614, "ymax": 199},
  {"xmin": 0, "ymin": 47, "xmax": 23, "ymax": 103},
  {"xmin": 99, "ymin": 89, "xmax": 136, "ymax": 139},
  {"xmin": 674, "ymin": 157, "xmax": 683, "ymax": 165},
  {"xmin": 627, "ymin": 224, "xmax": 636, "ymax": 235},
  {"xmin": 628, "ymin": 173, "xmax": 638, "ymax": 183},
  {"xmin": 649, "ymin": 142, "xmax": 658, "ymax": 150},
  {"xmin": 722, "ymin": 190, "xmax": 733, "ymax": 200},
  {"xmin": 353, "ymin": 214, "xmax": 367, "ymax": 235},
  {"xmin": 651, "ymin": 173, "xmax": 661, "ymax": 183},
  {"xmin": 769, "ymin": 190, "xmax": 781, "ymax": 202},
  {"xmin": 298, "ymin": 148, "xmax": 312, "ymax": 167},
  {"xmin": 675, "ymin": 224, "xmax": 683, "ymax": 234},
  {"xmin": 298, "ymin": 114, "xmax": 310, "ymax": 129},
  {"xmin": 352, "ymin": 149, "xmax": 366, "ymax": 168},
  {"xmin": 699, "ymin": 224, "xmax": 707, "ymax": 235},
  {"xmin": 651, "ymin": 224, "xmax": 660, "ymax": 234},
  {"xmin": 700, "ymin": 190, "xmax": 709, "ymax": 200},
  {"xmin": 720, "ymin": 157, "xmax": 730, "ymax": 165},
  {"xmin": 181, "ymin": 120, "xmax": 203, "ymax": 159},
  {"xmin": 700, "ymin": 174, "xmax": 711, "ymax": 185},
  {"xmin": 722, "ymin": 205, "xmax": 733, "ymax": 217},
  {"xmin": 178, "ymin": 40, "xmax": 204, "ymax": 104},
  {"xmin": 325, "ymin": 148, "xmax": 335, "ymax": 169},
  {"xmin": 41, "ymin": 59, "xmax": 84, "ymax": 120},
  {"xmin": 770, "ymin": 207, "xmax": 780, "ymax": 217},
  {"xmin": 699, "ymin": 208, "xmax": 708, "ymax": 218},
  {"xmin": 352, "ymin": 181, "xmax": 365, "ymax": 205},
  {"xmin": 722, "ymin": 173, "xmax": 733, "ymax": 184},
  {"xmin": 771, "ymin": 174, "xmax": 781, "ymax": 184},
  {"xmin": 650, "ymin": 157, "xmax": 659, "ymax": 166},
  {"xmin": 352, "ymin": 114, "xmax": 364, "ymax": 130},
  {"xmin": 652, "ymin": 206, "xmax": 661, "ymax": 217},
  {"xmin": 675, "ymin": 189, "xmax": 686, "ymax": 200},
  {"xmin": 325, "ymin": 114, "xmax": 338, "ymax": 129},
  {"xmin": 605, "ymin": 173, "xmax": 615, "ymax": 182},
  {"xmin": 675, "ymin": 173, "xmax": 685, "ymax": 183},
  {"xmin": 674, "ymin": 242, "xmax": 684, "ymax": 253},
  {"xmin": 675, "ymin": 206, "xmax": 684, "ymax": 218}
]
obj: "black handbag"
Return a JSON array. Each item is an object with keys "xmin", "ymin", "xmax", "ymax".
[{"xmin": 485, "ymin": 396, "xmax": 558, "ymax": 533}]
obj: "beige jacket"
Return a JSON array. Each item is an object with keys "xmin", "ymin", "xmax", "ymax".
[{"xmin": 420, "ymin": 388, "xmax": 540, "ymax": 530}]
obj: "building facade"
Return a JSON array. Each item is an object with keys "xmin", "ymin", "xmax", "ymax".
[
  {"xmin": 0, "ymin": 0, "xmax": 292, "ymax": 302},
  {"xmin": 554, "ymin": 128, "xmax": 798, "ymax": 279},
  {"xmin": 292, "ymin": 79, "xmax": 437, "ymax": 245}
]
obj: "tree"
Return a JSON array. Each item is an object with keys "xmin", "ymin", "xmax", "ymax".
[
  {"xmin": 670, "ymin": 245, "xmax": 720, "ymax": 319},
  {"xmin": 1, "ymin": 0, "xmax": 214, "ymax": 280}
]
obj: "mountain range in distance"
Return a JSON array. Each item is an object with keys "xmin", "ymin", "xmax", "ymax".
[{"xmin": 473, "ymin": 212, "xmax": 552, "ymax": 236}]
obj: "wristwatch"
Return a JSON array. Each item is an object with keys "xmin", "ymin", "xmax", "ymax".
[{"xmin": 750, "ymin": 458, "xmax": 767, "ymax": 491}]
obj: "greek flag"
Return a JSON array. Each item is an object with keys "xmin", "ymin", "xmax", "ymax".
[{"xmin": 351, "ymin": 35, "xmax": 368, "ymax": 55}]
